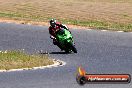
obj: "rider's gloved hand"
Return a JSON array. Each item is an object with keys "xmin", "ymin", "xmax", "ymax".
[{"xmin": 50, "ymin": 36, "xmax": 55, "ymax": 39}]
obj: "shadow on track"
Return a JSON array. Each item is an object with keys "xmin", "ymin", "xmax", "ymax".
[
  {"xmin": 39, "ymin": 51, "xmax": 71, "ymax": 54},
  {"xmin": 49, "ymin": 52, "xmax": 70, "ymax": 54}
]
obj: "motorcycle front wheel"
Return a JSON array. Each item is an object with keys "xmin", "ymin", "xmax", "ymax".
[{"xmin": 70, "ymin": 43, "xmax": 77, "ymax": 53}]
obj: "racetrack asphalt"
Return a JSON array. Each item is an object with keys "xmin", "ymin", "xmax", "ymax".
[{"xmin": 0, "ymin": 22, "xmax": 132, "ymax": 88}]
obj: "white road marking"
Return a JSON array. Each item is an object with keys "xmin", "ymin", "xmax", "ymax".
[
  {"xmin": 101, "ymin": 30, "xmax": 107, "ymax": 31},
  {"xmin": 117, "ymin": 31, "xmax": 124, "ymax": 32}
]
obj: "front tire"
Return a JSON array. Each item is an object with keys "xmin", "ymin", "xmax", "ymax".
[{"xmin": 71, "ymin": 44, "xmax": 77, "ymax": 53}]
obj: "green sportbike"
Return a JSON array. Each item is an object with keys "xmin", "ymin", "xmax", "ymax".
[{"xmin": 55, "ymin": 28, "xmax": 77, "ymax": 53}]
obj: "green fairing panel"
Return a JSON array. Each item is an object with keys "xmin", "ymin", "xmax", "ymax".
[{"xmin": 56, "ymin": 29, "xmax": 72, "ymax": 44}]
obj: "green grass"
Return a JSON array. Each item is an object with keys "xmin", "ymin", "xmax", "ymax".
[
  {"xmin": 0, "ymin": 50, "xmax": 53, "ymax": 70},
  {"xmin": 0, "ymin": 0, "xmax": 132, "ymax": 31},
  {"xmin": 0, "ymin": 12, "xmax": 132, "ymax": 32},
  {"xmin": 0, "ymin": 12, "xmax": 47, "ymax": 21},
  {"xmin": 59, "ymin": 19, "xmax": 132, "ymax": 32}
]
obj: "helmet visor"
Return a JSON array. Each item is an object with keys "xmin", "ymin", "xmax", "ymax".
[{"xmin": 50, "ymin": 22, "xmax": 56, "ymax": 27}]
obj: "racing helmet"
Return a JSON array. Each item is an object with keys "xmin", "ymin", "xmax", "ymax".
[{"xmin": 50, "ymin": 19, "xmax": 57, "ymax": 27}]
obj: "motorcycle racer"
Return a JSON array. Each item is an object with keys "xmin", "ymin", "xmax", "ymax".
[{"xmin": 48, "ymin": 19, "xmax": 71, "ymax": 50}]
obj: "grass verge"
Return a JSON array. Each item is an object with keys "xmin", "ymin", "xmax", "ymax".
[
  {"xmin": 0, "ymin": 50, "xmax": 53, "ymax": 70},
  {"xmin": 0, "ymin": 0, "xmax": 132, "ymax": 31},
  {"xmin": 0, "ymin": 12, "xmax": 132, "ymax": 32},
  {"xmin": 59, "ymin": 19, "xmax": 132, "ymax": 32}
]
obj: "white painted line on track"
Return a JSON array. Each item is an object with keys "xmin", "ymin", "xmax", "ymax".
[
  {"xmin": 38, "ymin": 25, "xmax": 44, "ymax": 27},
  {"xmin": 27, "ymin": 23, "xmax": 32, "ymax": 25},
  {"xmin": 7, "ymin": 22, "xmax": 14, "ymax": 24},
  {"xmin": 117, "ymin": 31, "xmax": 124, "ymax": 32},
  {"xmin": 88, "ymin": 29, "xmax": 92, "ymax": 30},
  {"xmin": 101, "ymin": 30, "xmax": 107, "ymax": 31}
]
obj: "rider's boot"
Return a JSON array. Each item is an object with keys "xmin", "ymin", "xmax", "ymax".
[{"xmin": 53, "ymin": 39, "xmax": 63, "ymax": 51}]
